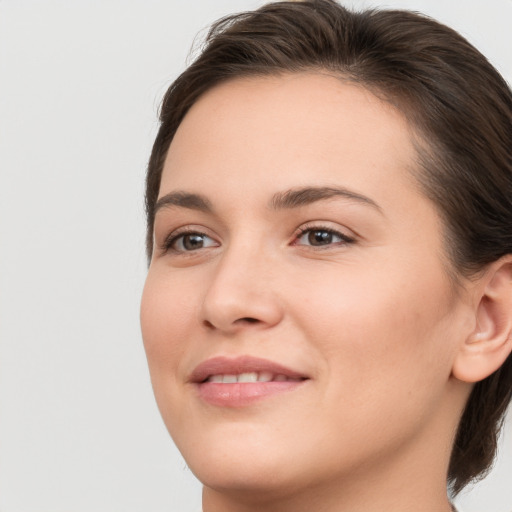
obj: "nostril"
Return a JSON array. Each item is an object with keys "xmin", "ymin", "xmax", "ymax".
[
  {"xmin": 238, "ymin": 317, "xmax": 259, "ymax": 324},
  {"xmin": 201, "ymin": 317, "xmax": 259, "ymax": 330},
  {"xmin": 203, "ymin": 320, "xmax": 215, "ymax": 329}
]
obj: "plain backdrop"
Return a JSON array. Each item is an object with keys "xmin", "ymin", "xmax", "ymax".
[{"xmin": 0, "ymin": 1, "xmax": 511, "ymax": 511}]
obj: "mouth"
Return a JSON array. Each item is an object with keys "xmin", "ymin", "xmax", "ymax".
[
  {"xmin": 189, "ymin": 355, "xmax": 309, "ymax": 407},
  {"xmin": 204, "ymin": 371, "xmax": 303, "ymax": 383}
]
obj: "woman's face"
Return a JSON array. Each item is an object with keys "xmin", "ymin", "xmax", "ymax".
[{"xmin": 141, "ymin": 74, "xmax": 472, "ymax": 497}]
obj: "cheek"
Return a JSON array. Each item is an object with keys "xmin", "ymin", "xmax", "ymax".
[
  {"xmin": 293, "ymin": 265, "xmax": 456, "ymax": 411},
  {"xmin": 140, "ymin": 271, "xmax": 197, "ymax": 383},
  {"xmin": 140, "ymin": 270, "xmax": 206, "ymax": 441}
]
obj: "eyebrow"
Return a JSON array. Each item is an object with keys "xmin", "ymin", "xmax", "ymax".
[
  {"xmin": 155, "ymin": 191, "xmax": 213, "ymax": 214},
  {"xmin": 154, "ymin": 186, "xmax": 382, "ymax": 215},
  {"xmin": 269, "ymin": 186, "xmax": 382, "ymax": 213}
]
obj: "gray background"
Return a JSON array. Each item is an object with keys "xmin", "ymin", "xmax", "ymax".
[{"xmin": 0, "ymin": 1, "xmax": 510, "ymax": 511}]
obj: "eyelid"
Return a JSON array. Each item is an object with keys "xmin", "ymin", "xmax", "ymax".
[
  {"xmin": 160, "ymin": 225, "xmax": 220, "ymax": 254},
  {"xmin": 291, "ymin": 222, "xmax": 356, "ymax": 247},
  {"xmin": 157, "ymin": 221, "xmax": 356, "ymax": 255}
]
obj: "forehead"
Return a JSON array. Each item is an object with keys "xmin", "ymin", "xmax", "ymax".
[{"xmin": 160, "ymin": 72, "xmax": 419, "ymax": 215}]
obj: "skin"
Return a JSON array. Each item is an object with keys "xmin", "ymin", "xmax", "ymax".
[{"xmin": 140, "ymin": 73, "xmax": 479, "ymax": 512}]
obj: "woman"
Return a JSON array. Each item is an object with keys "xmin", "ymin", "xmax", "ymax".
[{"xmin": 140, "ymin": 1, "xmax": 512, "ymax": 511}]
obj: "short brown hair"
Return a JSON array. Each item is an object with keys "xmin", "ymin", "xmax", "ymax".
[{"xmin": 145, "ymin": 0, "xmax": 512, "ymax": 494}]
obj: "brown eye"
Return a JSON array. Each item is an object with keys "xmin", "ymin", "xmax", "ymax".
[
  {"xmin": 295, "ymin": 227, "xmax": 354, "ymax": 247},
  {"xmin": 308, "ymin": 230, "xmax": 334, "ymax": 246},
  {"xmin": 182, "ymin": 234, "xmax": 207, "ymax": 250},
  {"xmin": 168, "ymin": 232, "xmax": 218, "ymax": 252}
]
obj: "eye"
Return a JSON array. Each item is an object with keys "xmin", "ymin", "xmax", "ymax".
[
  {"xmin": 165, "ymin": 231, "xmax": 219, "ymax": 252},
  {"xmin": 294, "ymin": 226, "xmax": 355, "ymax": 247}
]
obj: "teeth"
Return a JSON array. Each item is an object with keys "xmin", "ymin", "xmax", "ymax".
[
  {"xmin": 206, "ymin": 372, "xmax": 296, "ymax": 383},
  {"xmin": 258, "ymin": 371, "xmax": 273, "ymax": 382},
  {"xmin": 238, "ymin": 372, "xmax": 258, "ymax": 383}
]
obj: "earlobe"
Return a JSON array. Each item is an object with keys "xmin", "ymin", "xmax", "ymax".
[{"xmin": 452, "ymin": 257, "xmax": 512, "ymax": 383}]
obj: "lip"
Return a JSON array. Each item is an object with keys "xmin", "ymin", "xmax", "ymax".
[
  {"xmin": 189, "ymin": 355, "xmax": 309, "ymax": 408},
  {"xmin": 189, "ymin": 355, "xmax": 308, "ymax": 383}
]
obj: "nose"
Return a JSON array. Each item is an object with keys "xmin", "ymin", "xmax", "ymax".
[{"xmin": 200, "ymin": 243, "xmax": 284, "ymax": 334}]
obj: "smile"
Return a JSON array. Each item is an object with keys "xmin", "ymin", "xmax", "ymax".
[
  {"xmin": 206, "ymin": 372, "xmax": 303, "ymax": 383},
  {"xmin": 190, "ymin": 356, "xmax": 309, "ymax": 407}
]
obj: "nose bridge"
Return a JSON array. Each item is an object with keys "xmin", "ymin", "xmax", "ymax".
[{"xmin": 200, "ymin": 235, "xmax": 282, "ymax": 332}]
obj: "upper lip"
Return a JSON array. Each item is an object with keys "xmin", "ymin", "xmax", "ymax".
[{"xmin": 189, "ymin": 355, "xmax": 309, "ymax": 383}]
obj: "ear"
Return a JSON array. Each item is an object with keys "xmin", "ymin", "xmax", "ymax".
[{"xmin": 452, "ymin": 256, "xmax": 512, "ymax": 383}]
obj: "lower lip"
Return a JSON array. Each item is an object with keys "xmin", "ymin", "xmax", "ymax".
[{"xmin": 195, "ymin": 381, "xmax": 306, "ymax": 407}]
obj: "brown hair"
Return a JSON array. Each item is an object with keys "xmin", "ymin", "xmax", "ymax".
[{"xmin": 145, "ymin": 0, "xmax": 512, "ymax": 494}]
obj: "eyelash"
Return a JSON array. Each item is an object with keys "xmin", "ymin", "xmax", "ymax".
[
  {"xmin": 161, "ymin": 224, "xmax": 355, "ymax": 254},
  {"xmin": 162, "ymin": 228, "xmax": 218, "ymax": 254},
  {"xmin": 293, "ymin": 225, "xmax": 356, "ymax": 248}
]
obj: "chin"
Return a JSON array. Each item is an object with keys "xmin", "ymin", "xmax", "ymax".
[
  {"xmin": 196, "ymin": 463, "xmax": 285, "ymax": 494},
  {"xmin": 192, "ymin": 457, "xmax": 311, "ymax": 505},
  {"xmin": 175, "ymin": 428, "xmax": 313, "ymax": 495}
]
